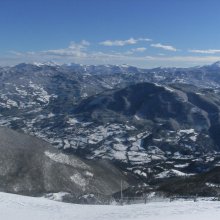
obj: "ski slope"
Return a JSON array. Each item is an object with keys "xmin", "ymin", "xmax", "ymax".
[{"xmin": 0, "ymin": 192, "xmax": 220, "ymax": 220}]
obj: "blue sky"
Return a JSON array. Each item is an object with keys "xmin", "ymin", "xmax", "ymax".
[{"xmin": 1, "ymin": 0, "xmax": 220, "ymax": 67}]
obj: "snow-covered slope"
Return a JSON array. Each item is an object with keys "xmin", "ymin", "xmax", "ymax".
[
  {"xmin": 2, "ymin": 62, "xmax": 220, "ymax": 194},
  {"xmin": 1, "ymin": 63, "xmax": 220, "ymax": 182},
  {"xmin": 0, "ymin": 127, "xmax": 130, "ymax": 199},
  {"xmin": 0, "ymin": 192, "xmax": 220, "ymax": 220}
]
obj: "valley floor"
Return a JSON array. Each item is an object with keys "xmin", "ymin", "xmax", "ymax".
[{"xmin": 0, "ymin": 192, "xmax": 220, "ymax": 220}]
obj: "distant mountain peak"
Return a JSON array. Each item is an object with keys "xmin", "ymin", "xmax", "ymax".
[
  {"xmin": 211, "ymin": 61, "xmax": 220, "ymax": 67},
  {"xmin": 32, "ymin": 61, "xmax": 60, "ymax": 67}
]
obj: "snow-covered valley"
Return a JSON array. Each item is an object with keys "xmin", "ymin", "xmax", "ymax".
[
  {"xmin": 2, "ymin": 63, "xmax": 220, "ymax": 197},
  {"xmin": 0, "ymin": 192, "xmax": 220, "ymax": 220}
]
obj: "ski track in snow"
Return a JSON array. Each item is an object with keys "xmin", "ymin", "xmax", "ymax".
[{"xmin": 1, "ymin": 192, "xmax": 220, "ymax": 220}]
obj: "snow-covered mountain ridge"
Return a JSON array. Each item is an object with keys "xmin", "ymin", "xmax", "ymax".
[
  {"xmin": 0, "ymin": 126, "xmax": 131, "ymax": 200},
  {"xmin": 1, "ymin": 62, "xmax": 220, "ymax": 197}
]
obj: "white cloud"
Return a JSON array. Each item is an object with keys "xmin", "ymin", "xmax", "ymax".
[
  {"xmin": 100, "ymin": 38, "xmax": 136, "ymax": 46},
  {"xmin": 8, "ymin": 51, "xmax": 23, "ymax": 56},
  {"xmin": 100, "ymin": 37, "xmax": 151, "ymax": 46},
  {"xmin": 42, "ymin": 41, "xmax": 90, "ymax": 58},
  {"xmin": 151, "ymin": 43, "xmax": 177, "ymax": 51},
  {"xmin": 132, "ymin": 47, "xmax": 147, "ymax": 52},
  {"xmin": 4, "ymin": 40, "xmax": 220, "ymax": 68},
  {"xmin": 124, "ymin": 47, "xmax": 147, "ymax": 55},
  {"xmin": 189, "ymin": 49, "xmax": 220, "ymax": 54},
  {"xmin": 80, "ymin": 40, "xmax": 90, "ymax": 46}
]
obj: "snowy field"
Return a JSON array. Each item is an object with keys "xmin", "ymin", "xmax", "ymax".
[{"xmin": 1, "ymin": 192, "xmax": 220, "ymax": 220}]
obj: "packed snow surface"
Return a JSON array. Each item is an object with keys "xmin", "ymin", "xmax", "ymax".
[{"xmin": 1, "ymin": 192, "xmax": 220, "ymax": 220}]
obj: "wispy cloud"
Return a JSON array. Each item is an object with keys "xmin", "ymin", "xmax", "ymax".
[
  {"xmin": 125, "ymin": 47, "xmax": 147, "ymax": 55},
  {"xmin": 151, "ymin": 43, "xmax": 177, "ymax": 51},
  {"xmin": 8, "ymin": 51, "xmax": 24, "ymax": 56},
  {"xmin": 42, "ymin": 40, "xmax": 90, "ymax": 57},
  {"xmin": 100, "ymin": 37, "xmax": 151, "ymax": 46},
  {"xmin": 3, "ymin": 39, "xmax": 220, "ymax": 68},
  {"xmin": 189, "ymin": 49, "xmax": 220, "ymax": 54},
  {"xmin": 132, "ymin": 47, "xmax": 147, "ymax": 52}
]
